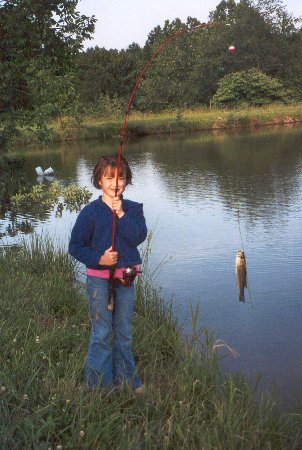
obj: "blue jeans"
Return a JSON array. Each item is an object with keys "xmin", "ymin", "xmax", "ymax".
[{"xmin": 85, "ymin": 276, "xmax": 142, "ymax": 389}]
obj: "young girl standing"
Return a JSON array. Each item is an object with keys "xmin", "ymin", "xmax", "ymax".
[{"xmin": 69, "ymin": 155, "xmax": 147, "ymax": 392}]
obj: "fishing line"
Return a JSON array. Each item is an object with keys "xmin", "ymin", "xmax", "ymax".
[
  {"xmin": 108, "ymin": 21, "xmax": 233, "ymax": 310},
  {"xmin": 237, "ymin": 204, "xmax": 253, "ymax": 303},
  {"xmin": 112, "ymin": 21, "xmax": 227, "ymax": 250}
]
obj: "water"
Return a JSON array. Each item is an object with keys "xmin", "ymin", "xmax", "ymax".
[{"xmin": 2, "ymin": 125, "xmax": 302, "ymax": 404}]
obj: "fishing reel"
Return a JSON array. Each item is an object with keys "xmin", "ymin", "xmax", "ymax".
[{"xmin": 122, "ymin": 266, "xmax": 142, "ymax": 287}]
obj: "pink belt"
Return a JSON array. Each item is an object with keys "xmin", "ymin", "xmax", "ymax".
[{"xmin": 86, "ymin": 265, "xmax": 140, "ymax": 280}]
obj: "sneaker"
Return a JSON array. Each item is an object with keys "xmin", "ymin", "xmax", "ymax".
[{"xmin": 133, "ymin": 385, "xmax": 145, "ymax": 395}]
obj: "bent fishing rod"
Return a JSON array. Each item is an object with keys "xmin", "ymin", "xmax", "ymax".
[{"xmin": 107, "ymin": 21, "xmax": 232, "ymax": 311}]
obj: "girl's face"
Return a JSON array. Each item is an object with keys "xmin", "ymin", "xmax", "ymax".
[{"xmin": 99, "ymin": 167, "xmax": 126, "ymax": 199}]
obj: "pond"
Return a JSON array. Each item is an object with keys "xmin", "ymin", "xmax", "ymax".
[{"xmin": 2, "ymin": 124, "xmax": 302, "ymax": 405}]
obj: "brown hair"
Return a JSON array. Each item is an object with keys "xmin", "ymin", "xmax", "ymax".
[{"xmin": 91, "ymin": 154, "xmax": 132, "ymax": 190}]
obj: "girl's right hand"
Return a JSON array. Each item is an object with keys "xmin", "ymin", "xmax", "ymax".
[{"xmin": 99, "ymin": 246, "xmax": 118, "ymax": 266}]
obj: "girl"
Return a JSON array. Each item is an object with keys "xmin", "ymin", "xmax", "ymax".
[{"xmin": 69, "ymin": 154, "xmax": 147, "ymax": 392}]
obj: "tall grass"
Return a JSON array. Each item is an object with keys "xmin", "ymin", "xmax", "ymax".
[
  {"xmin": 71, "ymin": 103, "xmax": 302, "ymax": 141},
  {"xmin": 1, "ymin": 237, "xmax": 302, "ymax": 449},
  {"xmin": 11, "ymin": 103, "xmax": 302, "ymax": 147}
]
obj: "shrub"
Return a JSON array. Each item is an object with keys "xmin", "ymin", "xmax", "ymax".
[{"xmin": 212, "ymin": 69, "xmax": 293, "ymax": 108}]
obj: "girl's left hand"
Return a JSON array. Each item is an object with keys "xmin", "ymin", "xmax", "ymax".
[{"xmin": 112, "ymin": 196, "xmax": 124, "ymax": 218}]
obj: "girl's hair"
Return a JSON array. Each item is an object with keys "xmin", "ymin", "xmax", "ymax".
[{"xmin": 91, "ymin": 154, "xmax": 132, "ymax": 189}]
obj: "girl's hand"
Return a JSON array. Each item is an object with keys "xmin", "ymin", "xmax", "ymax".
[
  {"xmin": 99, "ymin": 246, "xmax": 118, "ymax": 266},
  {"xmin": 112, "ymin": 196, "xmax": 124, "ymax": 218}
]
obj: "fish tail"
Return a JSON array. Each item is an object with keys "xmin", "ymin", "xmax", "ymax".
[{"xmin": 239, "ymin": 289, "xmax": 245, "ymax": 302}]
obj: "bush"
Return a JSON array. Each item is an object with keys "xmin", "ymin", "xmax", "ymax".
[{"xmin": 212, "ymin": 69, "xmax": 293, "ymax": 108}]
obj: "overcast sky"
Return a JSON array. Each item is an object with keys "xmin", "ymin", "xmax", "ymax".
[{"xmin": 78, "ymin": 0, "xmax": 302, "ymax": 50}]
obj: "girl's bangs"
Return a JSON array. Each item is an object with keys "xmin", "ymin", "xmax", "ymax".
[{"xmin": 104, "ymin": 164, "xmax": 126, "ymax": 178}]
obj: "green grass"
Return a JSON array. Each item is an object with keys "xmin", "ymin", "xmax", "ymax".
[
  {"xmin": 1, "ymin": 237, "xmax": 302, "ymax": 449},
  {"xmin": 69, "ymin": 103, "xmax": 302, "ymax": 140},
  {"xmin": 10, "ymin": 103, "xmax": 302, "ymax": 148}
]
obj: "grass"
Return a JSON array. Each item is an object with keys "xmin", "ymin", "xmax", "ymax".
[
  {"xmin": 10, "ymin": 103, "xmax": 302, "ymax": 148},
  {"xmin": 1, "ymin": 236, "xmax": 302, "ymax": 449}
]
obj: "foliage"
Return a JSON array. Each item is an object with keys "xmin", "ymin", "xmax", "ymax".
[
  {"xmin": 212, "ymin": 68, "xmax": 293, "ymax": 107},
  {"xmin": 25, "ymin": 59, "xmax": 82, "ymax": 138},
  {"xmin": 83, "ymin": 93, "xmax": 125, "ymax": 120},
  {"xmin": 135, "ymin": 17, "xmax": 204, "ymax": 111},
  {"xmin": 0, "ymin": 156, "xmax": 26, "ymax": 208},
  {"xmin": 0, "ymin": 0, "xmax": 96, "ymax": 150},
  {"xmin": 96, "ymin": 0, "xmax": 301, "ymax": 111},
  {"xmin": 252, "ymin": 0, "xmax": 300, "ymax": 34},
  {"xmin": 11, "ymin": 181, "xmax": 92, "ymax": 216},
  {"xmin": 75, "ymin": 43, "xmax": 144, "ymax": 113}
]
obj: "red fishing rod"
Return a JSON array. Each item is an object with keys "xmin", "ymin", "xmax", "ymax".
[{"xmin": 108, "ymin": 21, "xmax": 230, "ymax": 310}]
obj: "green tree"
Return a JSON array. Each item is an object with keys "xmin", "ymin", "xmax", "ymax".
[
  {"xmin": 207, "ymin": 0, "xmax": 302, "ymax": 95},
  {"xmin": 75, "ymin": 43, "xmax": 144, "ymax": 113},
  {"xmin": 138, "ymin": 17, "xmax": 206, "ymax": 111},
  {"xmin": 130, "ymin": 0, "xmax": 302, "ymax": 110},
  {"xmin": 0, "ymin": 0, "xmax": 96, "ymax": 150},
  {"xmin": 212, "ymin": 68, "xmax": 292, "ymax": 107},
  {"xmin": 252, "ymin": 0, "xmax": 299, "ymax": 34}
]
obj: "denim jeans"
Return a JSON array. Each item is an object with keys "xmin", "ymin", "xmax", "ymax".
[{"xmin": 85, "ymin": 275, "xmax": 142, "ymax": 389}]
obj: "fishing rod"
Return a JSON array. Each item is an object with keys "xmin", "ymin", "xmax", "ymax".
[{"xmin": 108, "ymin": 21, "xmax": 233, "ymax": 311}]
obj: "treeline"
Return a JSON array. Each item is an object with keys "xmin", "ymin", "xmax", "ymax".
[
  {"xmin": 76, "ymin": 0, "xmax": 302, "ymax": 113},
  {"xmin": 1, "ymin": 0, "xmax": 302, "ymax": 149}
]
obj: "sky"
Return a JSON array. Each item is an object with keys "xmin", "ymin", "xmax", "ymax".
[{"xmin": 78, "ymin": 0, "xmax": 302, "ymax": 50}]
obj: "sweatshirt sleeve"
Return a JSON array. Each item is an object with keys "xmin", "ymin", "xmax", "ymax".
[
  {"xmin": 117, "ymin": 203, "xmax": 147, "ymax": 247},
  {"xmin": 68, "ymin": 205, "xmax": 102, "ymax": 268}
]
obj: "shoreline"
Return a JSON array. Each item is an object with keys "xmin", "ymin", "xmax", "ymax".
[{"xmin": 12, "ymin": 103, "xmax": 302, "ymax": 147}]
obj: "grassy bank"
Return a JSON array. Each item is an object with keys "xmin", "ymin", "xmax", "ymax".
[
  {"xmin": 1, "ymin": 238, "xmax": 302, "ymax": 449},
  {"xmin": 12, "ymin": 103, "xmax": 302, "ymax": 147}
]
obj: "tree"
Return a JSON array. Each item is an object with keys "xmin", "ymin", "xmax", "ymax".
[
  {"xmin": 138, "ymin": 17, "xmax": 206, "ymax": 111},
  {"xmin": 252, "ymin": 0, "xmax": 299, "ymax": 34},
  {"xmin": 208, "ymin": 0, "xmax": 302, "ymax": 91},
  {"xmin": 0, "ymin": 0, "xmax": 96, "ymax": 150},
  {"xmin": 211, "ymin": 68, "xmax": 292, "ymax": 107},
  {"xmin": 75, "ymin": 43, "xmax": 144, "ymax": 111}
]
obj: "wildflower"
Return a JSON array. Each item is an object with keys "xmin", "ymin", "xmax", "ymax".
[
  {"xmin": 52, "ymin": 394, "xmax": 56, "ymax": 400},
  {"xmin": 13, "ymin": 338, "xmax": 17, "ymax": 343},
  {"xmin": 65, "ymin": 399, "xmax": 71, "ymax": 404},
  {"xmin": 56, "ymin": 445, "xmax": 63, "ymax": 450},
  {"xmin": 35, "ymin": 336, "xmax": 40, "ymax": 343},
  {"xmin": 79, "ymin": 430, "xmax": 85, "ymax": 438},
  {"xmin": 23, "ymin": 394, "xmax": 29, "ymax": 400},
  {"xmin": 72, "ymin": 325, "xmax": 76, "ymax": 328},
  {"xmin": 1, "ymin": 386, "xmax": 6, "ymax": 393}
]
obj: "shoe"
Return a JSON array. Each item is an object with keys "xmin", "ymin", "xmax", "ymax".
[{"xmin": 133, "ymin": 385, "xmax": 145, "ymax": 395}]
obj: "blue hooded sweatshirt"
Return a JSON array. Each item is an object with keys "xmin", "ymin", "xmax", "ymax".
[{"xmin": 68, "ymin": 197, "xmax": 147, "ymax": 270}]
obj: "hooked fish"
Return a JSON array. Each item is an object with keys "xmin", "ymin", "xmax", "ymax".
[{"xmin": 235, "ymin": 250, "xmax": 247, "ymax": 302}]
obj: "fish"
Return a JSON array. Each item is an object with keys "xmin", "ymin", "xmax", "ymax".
[{"xmin": 235, "ymin": 250, "xmax": 247, "ymax": 302}]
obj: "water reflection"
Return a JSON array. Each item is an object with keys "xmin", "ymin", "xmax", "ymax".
[{"xmin": 128, "ymin": 129, "xmax": 302, "ymax": 230}]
